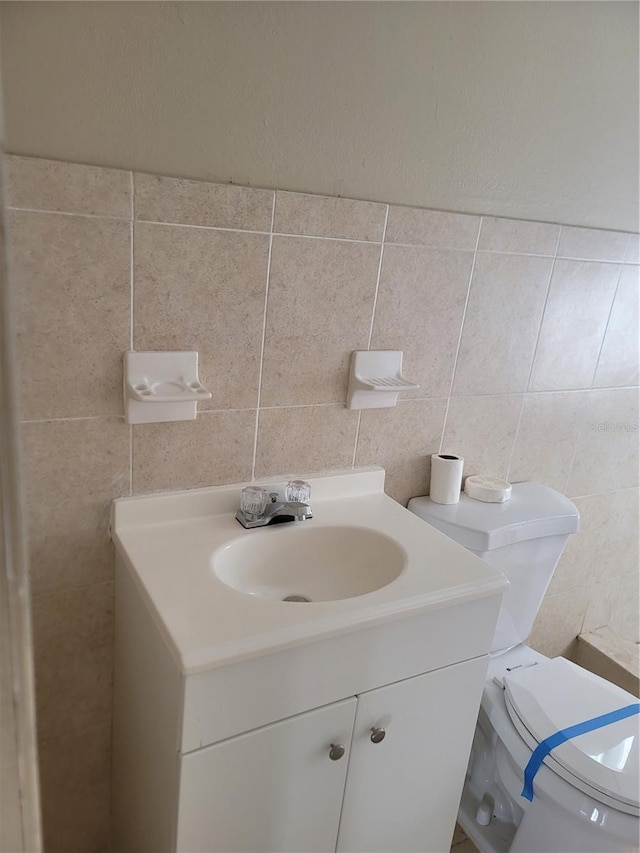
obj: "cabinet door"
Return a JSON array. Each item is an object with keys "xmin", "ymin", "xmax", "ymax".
[
  {"xmin": 336, "ymin": 656, "xmax": 488, "ymax": 853},
  {"xmin": 176, "ymin": 697, "xmax": 356, "ymax": 853}
]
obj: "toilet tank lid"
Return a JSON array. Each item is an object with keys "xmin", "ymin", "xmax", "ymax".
[{"xmin": 407, "ymin": 483, "xmax": 579, "ymax": 551}]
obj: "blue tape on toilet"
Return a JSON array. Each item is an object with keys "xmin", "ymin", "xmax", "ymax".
[{"xmin": 521, "ymin": 702, "xmax": 640, "ymax": 802}]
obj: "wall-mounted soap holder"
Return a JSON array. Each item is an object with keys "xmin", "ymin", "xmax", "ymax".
[
  {"xmin": 347, "ymin": 351, "xmax": 419, "ymax": 410},
  {"xmin": 124, "ymin": 351, "xmax": 212, "ymax": 424}
]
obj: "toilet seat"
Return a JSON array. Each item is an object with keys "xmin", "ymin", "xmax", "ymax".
[{"xmin": 503, "ymin": 658, "xmax": 640, "ymax": 816}]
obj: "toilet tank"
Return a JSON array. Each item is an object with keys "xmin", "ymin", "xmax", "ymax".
[{"xmin": 408, "ymin": 483, "xmax": 579, "ymax": 654}]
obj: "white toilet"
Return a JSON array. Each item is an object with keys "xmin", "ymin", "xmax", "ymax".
[{"xmin": 408, "ymin": 482, "xmax": 640, "ymax": 853}]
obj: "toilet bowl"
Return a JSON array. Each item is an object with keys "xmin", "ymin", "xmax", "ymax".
[
  {"xmin": 461, "ymin": 646, "xmax": 639, "ymax": 852},
  {"xmin": 408, "ymin": 483, "xmax": 640, "ymax": 853}
]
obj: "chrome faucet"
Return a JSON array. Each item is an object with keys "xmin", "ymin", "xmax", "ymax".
[{"xmin": 236, "ymin": 482, "xmax": 313, "ymax": 529}]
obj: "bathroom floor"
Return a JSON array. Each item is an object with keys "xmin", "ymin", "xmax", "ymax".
[{"xmin": 451, "ymin": 823, "xmax": 479, "ymax": 852}]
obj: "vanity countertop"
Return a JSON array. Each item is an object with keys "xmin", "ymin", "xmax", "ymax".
[{"xmin": 111, "ymin": 467, "xmax": 507, "ymax": 674}]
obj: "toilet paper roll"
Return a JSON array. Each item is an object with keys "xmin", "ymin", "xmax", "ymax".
[{"xmin": 429, "ymin": 454, "xmax": 464, "ymax": 505}]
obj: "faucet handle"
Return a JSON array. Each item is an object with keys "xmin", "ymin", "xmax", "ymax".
[
  {"xmin": 240, "ymin": 486, "xmax": 269, "ymax": 521},
  {"xmin": 285, "ymin": 480, "xmax": 311, "ymax": 504}
]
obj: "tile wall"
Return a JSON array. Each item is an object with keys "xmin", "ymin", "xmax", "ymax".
[{"xmin": 5, "ymin": 155, "xmax": 639, "ymax": 852}]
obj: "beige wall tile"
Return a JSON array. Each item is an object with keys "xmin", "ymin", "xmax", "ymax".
[
  {"xmin": 255, "ymin": 406, "xmax": 358, "ymax": 478},
  {"xmin": 557, "ymin": 226, "xmax": 629, "ymax": 262},
  {"xmin": 549, "ymin": 490, "xmax": 639, "ymax": 595},
  {"xmin": 355, "ymin": 398, "xmax": 447, "ymax": 506},
  {"xmin": 32, "ymin": 581, "xmax": 114, "ymax": 658},
  {"xmin": 566, "ymin": 388, "xmax": 639, "ymax": 497},
  {"xmin": 5, "ymin": 154, "xmax": 131, "ymax": 218},
  {"xmin": 508, "ymin": 392, "xmax": 585, "ymax": 492},
  {"xmin": 594, "ymin": 265, "xmax": 639, "ymax": 388},
  {"xmin": 261, "ymin": 236, "xmax": 380, "ymax": 406},
  {"xmin": 371, "ymin": 245, "xmax": 473, "ymax": 398},
  {"xmin": 275, "ymin": 191, "xmax": 386, "ymax": 241},
  {"xmin": 442, "ymin": 395, "xmax": 522, "ymax": 480},
  {"xmin": 385, "ymin": 206, "xmax": 480, "ymax": 250},
  {"xmin": 9, "ymin": 211, "xmax": 130, "ymax": 420},
  {"xmin": 528, "ymin": 260, "xmax": 621, "ymax": 392},
  {"xmin": 38, "ymin": 723, "xmax": 111, "ymax": 853},
  {"xmin": 32, "ymin": 582, "xmax": 113, "ymax": 742},
  {"xmin": 625, "ymin": 234, "xmax": 640, "ymax": 264},
  {"xmin": 608, "ymin": 489, "xmax": 640, "ymax": 580},
  {"xmin": 134, "ymin": 172, "xmax": 273, "ymax": 231},
  {"xmin": 478, "ymin": 217, "xmax": 560, "ymax": 256},
  {"xmin": 21, "ymin": 418, "xmax": 130, "ymax": 596},
  {"xmin": 529, "ymin": 587, "xmax": 590, "ymax": 657},
  {"xmin": 453, "ymin": 253, "xmax": 552, "ymax": 396},
  {"xmin": 134, "ymin": 223, "xmax": 269, "ymax": 410},
  {"xmin": 133, "ymin": 409, "xmax": 255, "ymax": 493},
  {"xmin": 582, "ymin": 573, "xmax": 640, "ymax": 644}
]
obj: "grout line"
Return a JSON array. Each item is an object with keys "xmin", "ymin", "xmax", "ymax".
[
  {"xmin": 561, "ymin": 433, "xmax": 582, "ymax": 498},
  {"xmin": 383, "ymin": 239, "xmax": 477, "ymax": 252},
  {"xmin": 129, "ymin": 172, "xmax": 134, "ymax": 350},
  {"xmin": 7, "ymin": 206, "xmax": 130, "ymax": 223},
  {"xmin": 366, "ymin": 204, "xmax": 389, "ymax": 349},
  {"xmin": 351, "ymin": 410, "xmax": 362, "ymax": 468},
  {"xmin": 506, "ymin": 226, "xmax": 563, "ymax": 481},
  {"xmin": 352, "ymin": 205, "xmax": 390, "ymax": 469},
  {"xmin": 136, "ymin": 218, "xmax": 271, "ymax": 237},
  {"xmin": 198, "ymin": 406, "xmax": 258, "ymax": 415},
  {"xmin": 397, "ymin": 395, "xmax": 450, "ymax": 404},
  {"xmin": 136, "ymin": 219, "xmax": 384, "ymax": 246},
  {"xmin": 552, "ymin": 254, "xmax": 630, "ymax": 265},
  {"xmin": 20, "ymin": 414, "xmax": 123, "ymax": 424},
  {"xmin": 274, "ymin": 231, "xmax": 379, "ymax": 246},
  {"xmin": 251, "ymin": 410, "xmax": 261, "ymax": 483},
  {"xmin": 589, "ymin": 264, "xmax": 625, "ymax": 388},
  {"xmin": 475, "ymin": 247, "xmax": 558, "ymax": 260},
  {"xmin": 18, "ymin": 384, "xmax": 638, "ymax": 427},
  {"xmin": 259, "ymin": 402, "xmax": 344, "ymax": 411},
  {"xmin": 569, "ymin": 485, "xmax": 640, "ymax": 501},
  {"xmin": 251, "ymin": 193, "xmax": 277, "ymax": 480},
  {"xmin": 437, "ymin": 397, "xmax": 452, "ymax": 454},
  {"xmin": 445, "ymin": 216, "xmax": 483, "ymax": 398},
  {"xmin": 128, "ymin": 423, "xmax": 133, "ymax": 496}
]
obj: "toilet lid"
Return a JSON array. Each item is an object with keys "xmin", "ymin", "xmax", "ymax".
[{"xmin": 504, "ymin": 658, "xmax": 640, "ymax": 811}]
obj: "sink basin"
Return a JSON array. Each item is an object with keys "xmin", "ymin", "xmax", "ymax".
[
  {"xmin": 112, "ymin": 467, "xmax": 508, "ymax": 672},
  {"xmin": 213, "ymin": 525, "xmax": 406, "ymax": 602}
]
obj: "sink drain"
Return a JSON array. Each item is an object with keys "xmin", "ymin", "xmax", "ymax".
[{"xmin": 282, "ymin": 594, "xmax": 312, "ymax": 603}]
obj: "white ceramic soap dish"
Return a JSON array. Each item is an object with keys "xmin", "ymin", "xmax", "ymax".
[
  {"xmin": 124, "ymin": 351, "xmax": 212, "ymax": 424},
  {"xmin": 347, "ymin": 351, "xmax": 419, "ymax": 409}
]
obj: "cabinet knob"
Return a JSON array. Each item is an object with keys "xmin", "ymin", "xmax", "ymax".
[
  {"xmin": 329, "ymin": 743, "xmax": 345, "ymax": 761},
  {"xmin": 370, "ymin": 727, "xmax": 386, "ymax": 744}
]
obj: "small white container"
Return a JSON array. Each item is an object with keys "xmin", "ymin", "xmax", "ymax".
[{"xmin": 464, "ymin": 475, "xmax": 512, "ymax": 503}]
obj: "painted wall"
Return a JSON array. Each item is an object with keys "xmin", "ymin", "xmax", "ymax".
[
  {"xmin": 5, "ymin": 155, "xmax": 639, "ymax": 852},
  {"xmin": 0, "ymin": 1, "xmax": 638, "ymax": 232}
]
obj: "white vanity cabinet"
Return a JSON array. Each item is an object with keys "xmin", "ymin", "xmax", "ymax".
[
  {"xmin": 176, "ymin": 657, "xmax": 487, "ymax": 853},
  {"xmin": 336, "ymin": 657, "xmax": 487, "ymax": 853},
  {"xmin": 177, "ymin": 659, "xmax": 486, "ymax": 853},
  {"xmin": 111, "ymin": 471, "xmax": 508, "ymax": 853},
  {"xmin": 177, "ymin": 698, "xmax": 357, "ymax": 853}
]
